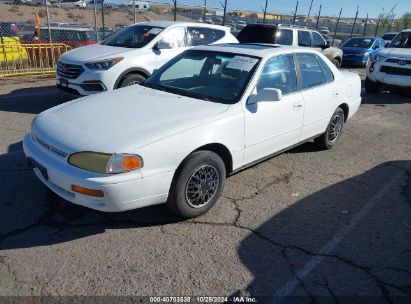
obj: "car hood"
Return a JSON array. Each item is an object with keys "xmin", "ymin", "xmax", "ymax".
[
  {"xmin": 59, "ymin": 44, "xmax": 145, "ymax": 62},
  {"xmin": 33, "ymin": 86, "xmax": 230, "ymax": 154},
  {"xmin": 377, "ymin": 47, "xmax": 411, "ymax": 58},
  {"xmin": 340, "ymin": 47, "xmax": 369, "ymax": 54}
]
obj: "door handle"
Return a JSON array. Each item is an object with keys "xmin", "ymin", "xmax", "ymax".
[
  {"xmin": 293, "ymin": 102, "xmax": 303, "ymax": 109},
  {"xmin": 332, "ymin": 92, "xmax": 339, "ymax": 96}
]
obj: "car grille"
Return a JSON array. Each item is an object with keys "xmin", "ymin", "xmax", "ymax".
[
  {"xmin": 33, "ymin": 134, "xmax": 68, "ymax": 158},
  {"xmin": 57, "ymin": 61, "xmax": 84, "ymax": 79},
  {"xmin": 380, "ymin": 66, "xmax": 411, "ymax": 76},
  {"xmin": 385, "ymin": 59, "xmax": 411, "ymax": 65}
]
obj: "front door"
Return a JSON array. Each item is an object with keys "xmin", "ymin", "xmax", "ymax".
[{"xmin": 154, "ymin": 26, "xmax": 189, "ymax": 69}]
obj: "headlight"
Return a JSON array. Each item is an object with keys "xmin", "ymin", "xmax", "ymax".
[
  {"xmin": 68, "ymin": 152, "xmax": 143, "ymax": 174},
  {"xmin": 369, "ymin": 54, "xmax": 385, "ymax": 62},
  {"xmin": 85, "ymin": 57, "xmax": 123, "ymax": 70}
]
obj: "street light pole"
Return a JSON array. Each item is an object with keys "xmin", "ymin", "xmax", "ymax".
[{"xmin": 263, "ymin": 0, "xmax": 268, "ymax": 23}]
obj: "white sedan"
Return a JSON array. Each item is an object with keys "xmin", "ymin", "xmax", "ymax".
[{"xmin": 24, "ymin": 45, "xmax": 361, "ymax": 218}]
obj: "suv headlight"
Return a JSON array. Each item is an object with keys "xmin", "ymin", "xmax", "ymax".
[
  {"xmin": 68, "ymin": 152, "xmax": 143, "ymax": 174},
  {"xmin": 369, "ymin": 54, "xmax": 385, "ymax": 62},
  {"xmin": 85, "ymin": 57, "xmax": 123, "ymax": 70}
]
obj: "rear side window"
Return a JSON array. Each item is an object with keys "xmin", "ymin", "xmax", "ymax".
[
  {"xmin": 187, "ymin": 27, "xmax": 225, "ymax": 46},
  {"xmin": 296, "ymin": 53, "xmax": 327, "ymax": 89},
  {"xmin": 317, "ymin": 55, "xmax": 334, "ymax": 83},
  {"xmin": 298, "ymin": 31, "xmax": 311, "ymax": 47},
  {"xmin": 276, "ymin": 29, "xmax": 293, "ymax": 45}
]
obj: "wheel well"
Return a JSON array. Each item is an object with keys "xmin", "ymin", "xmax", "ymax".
[
  {"xmin": 338, "ymin": 103, "xmax": 349, "ymax": 122},
  {"xmin": 194, "ymin": 143, "xmax": 233, "ymax": 174},
  {"xmin": 116, "ymin": 70, "xmax": 149, "ymax": 89}
]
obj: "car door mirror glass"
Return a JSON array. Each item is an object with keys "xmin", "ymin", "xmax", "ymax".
[{"xmin": 248, "ymin": 88, "xmax": 282, "ymax": 104}]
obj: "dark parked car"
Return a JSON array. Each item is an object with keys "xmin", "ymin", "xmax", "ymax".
[{"xmin": 340, "ymin": 36, "xmax": 385, "ymax": 67}]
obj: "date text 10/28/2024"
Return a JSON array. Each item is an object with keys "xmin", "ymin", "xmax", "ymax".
[{"xmin": 149, "ymin": 296, "xmax": 258, "ymax": 303}]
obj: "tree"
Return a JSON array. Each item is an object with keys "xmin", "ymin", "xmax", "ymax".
[{"xmin": 399, "ymin": 12, "xmax": 411, "ymax": 29}]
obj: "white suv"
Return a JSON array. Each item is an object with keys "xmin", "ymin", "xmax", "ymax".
[
  {"xmin": 56, "ymin": 21, "xmax": 237, "ymax": 96},
  {"xmin": 365, "ymin": 29, "xmax": 411, "ymax": 93},
  {"xmin": 58, "ymin": 0, "xmax": 86, "ymax": 8}
]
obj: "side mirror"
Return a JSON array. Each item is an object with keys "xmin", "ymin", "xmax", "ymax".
[
  {"xmin": 372, "ymin": 44, "xmax": 379, "ymax": 50},
  {"xmin": 155, "ymin": 40, "xmax": 172, "ymax": 50},
  {"xmin": 384, "ymin": 42, "xmax": 390, "ymax": 47},
  {"xmin": 248, "ymin": 88, "xmax": 282, "ymax": 104}
]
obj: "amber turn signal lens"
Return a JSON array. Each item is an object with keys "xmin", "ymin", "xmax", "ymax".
[
  {"xmin": 122, "ymin": 155, "xmax": 143, "ymax": 171},
  {"xmin": 71, "ymin": 185, "xmax": 104, "ymax": 197}
]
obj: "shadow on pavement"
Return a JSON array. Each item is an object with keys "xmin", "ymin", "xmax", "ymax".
[
  {"xmin": 0, "ymin": 147, "xmax": 182, "ymax": 250},
  {"xmin": 236, "ymin": 160, "xmax": 411, "ymax": 301},
  {"xmin": 0, "ymin": 85, "xmax": 75, "ymax": 114}
]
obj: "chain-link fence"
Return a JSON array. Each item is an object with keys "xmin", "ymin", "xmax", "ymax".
[{"xmin": 1, "ymin": 0, "xmax": 409, "ymax": 77}]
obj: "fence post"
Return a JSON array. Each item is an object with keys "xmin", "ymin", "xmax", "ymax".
[
  {"xmin": 315, "ymin": 4, "xmax": 321, "ymax": 29},
  {"xmin": 222, "ymin": 0, "xmax": 227, "ymax": 26},
  {"xmin": 93, "ymin": 0, "xmax": 98, "ymax": 42},
  {"xmin": 101, "ymin": 0, "xmax": 105, "ymax": 39},
  {"xmin": 363, "ymin": 14, "xmax": 368, "ymax": 35},
  {"xmin": 44, "ymin": 0, "xmax": 52, "ymax": 45},
  {"xmin": 203, "ymin": 0, "xmax": 206, "ymax": 22},
  {"xmin": 375, "ymin": 17, "xmax": 381, "ymax": 36},
  {"xmin": 332, "ymin": 8, "xmax": 342, "ymax": 45},
  {"xmin": 350, "ymin": 5, "xmax": 359, "ymax": 37},
  {"xmin": 133, "ymin": 0, "xmax": 136, "ymax": 24},
  {"xmin": 292, "ymin": 1, "xmax": 298, "ymax": 25},
  {"xmin": 306, "ymin": 0, "xmax": 313, "ymax": 25},
  {"xmin": 173, "ymin": 0, "xmax": 177, "ymax": 21}
]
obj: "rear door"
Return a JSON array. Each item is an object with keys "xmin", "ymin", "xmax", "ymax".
[{"xmin": 296, "ymin": 53, "xmax": 341, "ymax": 140}]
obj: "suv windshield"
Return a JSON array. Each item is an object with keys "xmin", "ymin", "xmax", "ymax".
[
  {"xmin": 389, "ymin": 32, "xmax": 411, "ymax": 48},
  {"xmin": 237, "ymin": 25, "xmax": 293, "ymax": 45},
  {"xmin": 342, "ymin": 37, "xmax": 374, "ymax": 48},
  {"xmin": 102, "ymin": 25, "xmax": 163, "ymax": 48},
  {"xmin": 143, "ymin": 50, "xmax": 260, "ymax": 104}
]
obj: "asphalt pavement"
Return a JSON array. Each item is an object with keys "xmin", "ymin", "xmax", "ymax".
[{"xmin": 0, "ymin": 75, "xmax": 410, "ymax": 302}]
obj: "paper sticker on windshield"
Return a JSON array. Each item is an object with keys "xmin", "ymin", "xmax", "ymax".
[
  {"xmin": 148, "ymin": 28, "xmax": 162, "ymax": 35},
  {"xmin": 226, "ymin": 56, "xmax": 259, "ymax": 71}
]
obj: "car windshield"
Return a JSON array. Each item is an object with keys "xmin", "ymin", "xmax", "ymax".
[
  {"xmin": 342, "ymin": 37, "xmax": 374, "ymax": 48},
  {"xmin": 389, "ymin": 32, "xmax": 411, "ymax": 48},
  {"xmin": 143, "ymin": 50, "xmax": 260, "ymax": 104},
  {"xmin": 101, "ymin": 25, "xmax": 163, "ymax": 48}
]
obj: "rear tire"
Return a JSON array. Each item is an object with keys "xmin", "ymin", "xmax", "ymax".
[
  {"xmin": 315, "ymin": 107, "xmax": 345, "ymax": 150},
  {"xmin": 167, "ymin": 151, "xmax": 226, "ymax": 218},
  {"xmin": 364, "ymin": 77, "xmax": 381, "ymax": 93},
  {"xmin": 118, "ymin": 73, "xmax": 146, "ymax": 88}
]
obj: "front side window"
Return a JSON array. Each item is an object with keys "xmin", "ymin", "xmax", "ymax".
[
  {"xmin": 257, "ymin": 54, "xmax": 297, "ymax": 95},
  {"xmin": 312, "ymin": 32, "xmax": 326, "ymax": 47},
  {"xmin": 298, "ymin": 31, "xmax": 311, "ymax": 47},
  {"xmin": 187, "ymin": 27, "xmax": 225, "ymax": 46},
  {"xmin": 296, "ymin": 53, "xmax": 327, "ymax": 89},
  {"xmin": 102, "ymin": 25, "xmax": 163, "ymax": 48},
  {"xmin": 144, "ymin": 50, "xmax": 260, "ymax": 104}
]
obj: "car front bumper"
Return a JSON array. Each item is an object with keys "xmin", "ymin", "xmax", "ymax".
[
  {"xmin": 23, "ymin": 134, "xmax": 174, "ymax": 212},
  {"xmin": 366, "ymin": 61, "xmax": 411, "ymax": 87},
  {"xmin": 342, "ymin": 54, "xmax": 368, "ymax": 66}
]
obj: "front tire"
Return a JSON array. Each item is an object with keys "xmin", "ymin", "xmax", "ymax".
[
  {"xmin": 315, "ymin": 107, "xmax": 345, "ymax": 149},
  {"xmin": 118, "ymin": 73, "xmax": 146, "ymax": 88},
  {"xmin": 331, "ymin": 58, "xmax": 341, "ymax": 69},
  {"xmin": 167, "ymin": 151, "xmax": 226, "ymax": 218},
  {"xmin": 364, "ymin": 77, "xmax": 381, "ymax": 93}
]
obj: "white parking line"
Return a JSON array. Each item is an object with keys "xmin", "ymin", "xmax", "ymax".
[{"xmin": 274, "ymin": 169, "xmax": 406, "ymax": 298}]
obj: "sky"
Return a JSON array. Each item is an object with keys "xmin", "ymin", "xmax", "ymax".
[{"xmin": 175, "ymin": 0, "xmax": 411, "ymax": 19}]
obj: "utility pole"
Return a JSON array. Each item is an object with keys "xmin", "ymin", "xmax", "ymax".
[
  {"xmin": 375, "ymin": 16, "xmax": 381, "ymax": 36},
  {"xmin": 203, "ymin": 0, "xmax": 206, "ymax": 23},
  {"xmin": 293, "ymin": 1, "xmax": 298, "ymax": 25},
  {"xmin": 306, "ymin": 0, "xmax": 313, "ymax": 25},
  {"xmin": 263, "ymin": 0, "xmax": 268, "ymax": 23},
  {"xmin": 173, "ymin": 0, "xmax": 177, "ymax": 21},
  {"xmin": 315, "ymin": 4, "xmax": 321, "ymax": 29},
  {"xmin": 363, "ymin": 13, "xmax": 368, "ymax": 35},
  {"xmin": 332, "ymin": 8, "xmax": 342, "ymax": 45},
  {"xmin": 101, "ymin": 0, "xmax": 105, "ymax": 39},
  {"xmin": 93, "ymin": 0, "xmax": 98, "ymax": 42},
  {"xmin": 350, "ymin": 5, "xmax": 359, "ymax": 37}
]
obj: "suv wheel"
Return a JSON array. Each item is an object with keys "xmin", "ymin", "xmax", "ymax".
[
  {"xmin": 331, "ymin": 58, "xmax": 341, "ymax": 68},
  {"xmin": 167, "ymin": 151, "xmax": 226, "ymax": 218},
  {"xmin": 364, "ymin": 77, "xmax": 381, "ymax": 93},
  {"xmin": 119, "ymin": 73, "xmax": 146, "ymax": 88}
]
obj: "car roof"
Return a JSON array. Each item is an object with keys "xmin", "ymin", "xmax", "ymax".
[
  {"xmin": 192, "ymin": 43, "xmax": 319, "ymax": 58},
  {"xmin": 348, "ymin": 36, "xmax": 378, "ymax": 39},
  {"xmin": 39, "ymin": 26, "xmax": 93, "ymax": 31},
  {"xmin": 134, "ymin": 21, "xmax": 230, "ymax": 31}
]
